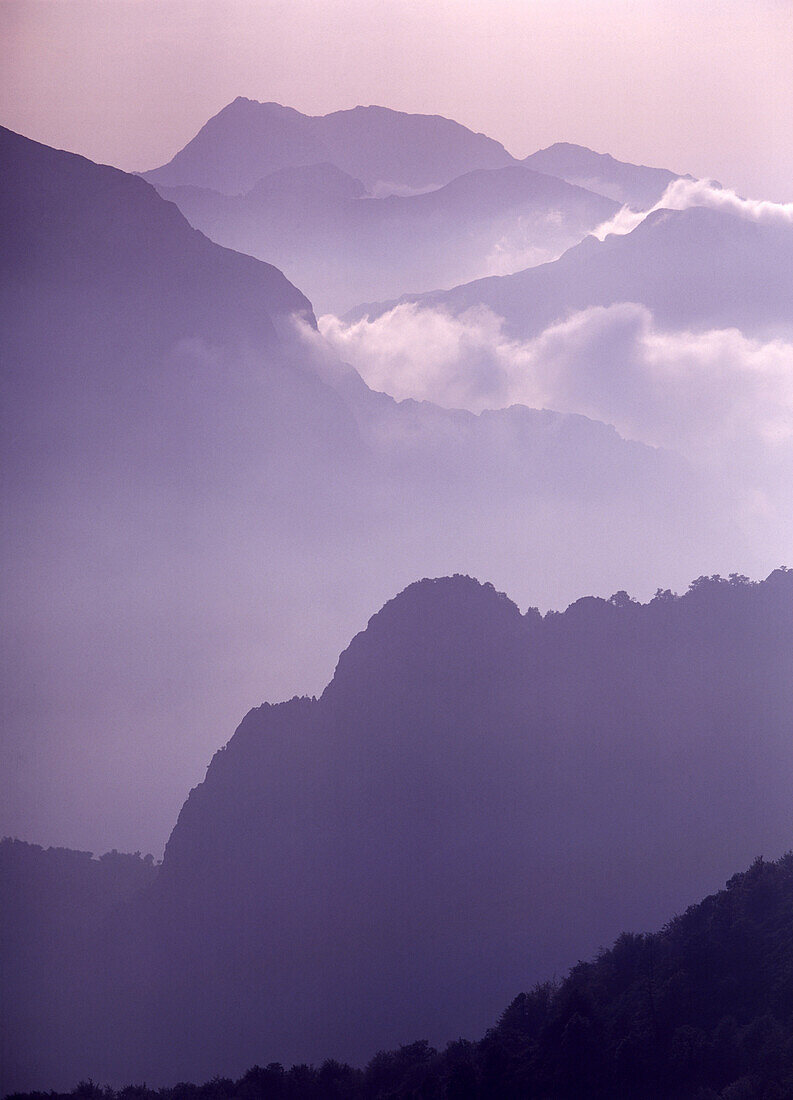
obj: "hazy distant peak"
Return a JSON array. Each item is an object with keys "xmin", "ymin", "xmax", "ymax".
[
  {"xmin": 523, "ymin": 141, "xmax": 690, "ymax": 209},
  {"xmin": 530, "ymin": 141, "xmax": 647, "ymax": 169},
  {"xmin": 143, "ymin": 99, "xmax": 516, "ymax": 194}
]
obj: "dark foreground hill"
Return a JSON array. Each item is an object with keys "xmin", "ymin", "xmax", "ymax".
[
  {"xmin": 8, "ymin": 851, "xmax": 793, "ymax": 1099},
  {"xmin": 3, "ymin": 570, "xmax": 792, "ymax": 1091}
]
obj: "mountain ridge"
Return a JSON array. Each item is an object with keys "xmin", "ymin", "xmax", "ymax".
[
  {"xmin": 153, "ymin": 160, "xmax": 618, "ymax": 312},
  {"xmin": 142, "ymin": 99, "xmax": 516, "ymax": 194},
  {"xmin": 346, "ymin": 203, "xmax": 793, "ymax": 340},
  {"xmin": 2, "ymin": 568, "xmax": 792, "ymax": 1091}
]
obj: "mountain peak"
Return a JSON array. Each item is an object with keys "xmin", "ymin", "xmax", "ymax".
[
  {"xmin": 324, "ymin": 575, "xmax": 524, "ymax": 703},
  {"xmin": 523, "ymin": 141, "xmax": 686, "ymax": 208},
  {"xmin": 144, "ymin": 101, "xmax": 516, "ymax": 194}
]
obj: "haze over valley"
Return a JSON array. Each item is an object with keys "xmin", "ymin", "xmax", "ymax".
[{"xmin": 2, "ymin": 7, "xmax": 792, "ymax": 1091}]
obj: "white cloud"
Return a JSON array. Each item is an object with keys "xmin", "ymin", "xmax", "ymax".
[
  {"xmin": 319, "ymin": 304, "xmax": 514, "ymax": 410},
  {"xmin": 318, "ymin": 302, "xmax": 793, "ymax": 467},
  {"xmin": 592, "ymin": 177, "xmax": 793, "ymax": 240}
]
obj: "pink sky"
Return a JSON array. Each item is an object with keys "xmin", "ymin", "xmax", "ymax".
[{"xmin": 1, "ymin": 0, "xmax": 792, "ymax": 200}]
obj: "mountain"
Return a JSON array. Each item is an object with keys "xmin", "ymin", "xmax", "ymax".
[
  {"xmin": 1, "ymin": 126, "xmax": 740, "ymax": 872},
  {"xmin": 0, "ymin": 124, "xmax": 313, "ymax": 345},
  {"xmin": 522, "ymin": 141, "xmax": 691, "ymax": 209},
  {"xmin": 0, "ymin": 122, "xmax": 369, "ymax": 859},
  {"xmin": 0, "ymin": 840, "xmax": 159, "ymax": 1098},
  {"xmin": 142, "ymin": 99, "xmax": 516, "ymax": 195},
  {"xmin": 5, "ymin": 570, "xmax": 789, "ymax": 1090},
  {"xmin": 154, "ymin": 163, "xmax": 618, "ymax": 313},
  {"xmin": 350, "ymin": 204, "xmax": 793, "ymax": 341},
  {"xmin": 18, "ymin": 850, "xmax": 793, "ymax": 1099}
]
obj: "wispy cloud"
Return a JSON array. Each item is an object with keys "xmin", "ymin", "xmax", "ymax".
[
  {"xmin": 484, "ymin": 211, "xmax": 568, "ymax": 275},
  {"xmin": 592, "ymin": 177, "xmax": 793, "ymax": 240}
]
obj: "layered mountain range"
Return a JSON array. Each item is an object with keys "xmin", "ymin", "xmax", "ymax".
[
  {"xmin": 141, "ymin": 100, "xmax": 690, "ymax": 313},
  {"xmin": 0, "ymin": 122, "xmax": 734, "ymax": 860},
  {"xmin": 3, "ymin": 570, "xmax": 792, "ymax": 1090},
  {"xmin": 3, "ymin": 98, "xmax": 791, "ymax": 1097},
  {"xmin": 153, "ymin": 163, "xmax": 618, "ymax": 313},
  {"xmin": 351, "ymin": 204, "xmax": 793, "ymax": 340}
]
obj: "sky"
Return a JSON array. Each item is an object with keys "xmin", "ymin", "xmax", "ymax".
[{"xmin": 1, "ymin": 0, "xmax": 792, "ymax": 200}]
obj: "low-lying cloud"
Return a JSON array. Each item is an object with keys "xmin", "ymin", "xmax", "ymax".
[
  {"xmin": 319, "ymin": 302, "xmax": 793, "ymax": 467},
  {"xmin": 593, "ymin": 177, "xmax": 793, "ymax": 239}
]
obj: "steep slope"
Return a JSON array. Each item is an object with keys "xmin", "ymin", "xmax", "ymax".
[
  {"xmin": 1, "ymin": 126, "xmax": 741, "ymax": 878},
  {"xmin": 26, "ymin": 570, "xmax": 787, "ymax": 1089},
  {"xmin": 155, "ymin": 163, "xmax": 618, "ymax": 313},
  {"xmin": 0, "ymin": 123, "xmax": 370, "ymax": 863},
  {"xmin": 0, "ymin": 125, "xmax": 313, "ymax": 349},
  {"xmin": 523, "ymin": 141, "xmax": 691, "ymax": 208},
  {"xmin": 142, "ymin": 99, "xmax": 516, "ymax": 194},
  {"xmin": 351, "ymin": 205, "xmax": 793, "ymax": 340}
]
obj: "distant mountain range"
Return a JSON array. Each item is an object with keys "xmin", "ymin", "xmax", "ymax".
[
  {"xmin": 153, "ymin": 162, "xmax": 618, "ymax": 314},
  {"xmin": 3, "ymin": 570, "xmax": 792, "ymax": 1090},
  {"xmin": 141, "ymin": 100, "xmax": 691, "ymax": 312},
  {"xmin": 143, "ymin": 100, "xmax": 687, "ymax": 209},
  {"xmin": 1, "ymin": 124, "xmax": 733, "ymax": 866},
  {"xmin": 142, "ymin": 99, "xmax": 516, "ymax": 194},
  {"xmin": 348, "ymin": 203, "xmax": 793, "ymax": 340}
]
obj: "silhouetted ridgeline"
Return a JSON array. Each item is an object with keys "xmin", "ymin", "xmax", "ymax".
[
  {"xmin": 142, "ymin": 100, "xmax": 515, "ymax": 194},
  {"xmin": 7, "ymin": 851, "xmax": 793, "ymax": 1099},
  {"xmin": 3, "ymin": 122, "xmax": 730, "ymax": 868},
  {"xmin": 2, "ymin": 570, "xmax": 792, "ymax": 1092}
]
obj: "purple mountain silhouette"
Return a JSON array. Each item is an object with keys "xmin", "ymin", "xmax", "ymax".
[
  {"xmin": 142, "ymin": 99, "xmax": 516, "ymax": 194},
  {"xmin": 0, "ymin": 126, "xmax": 754, "ymax": 928},
  {"xmin": 4, "ymin": 571, "xmax": 791, "ymax": 1089},
  {"xmin": 522, "ymin": 141, "xmax": 692, "ymax": 208},
  {"xmin": 350, "ymin": 204, "xmax": 793, "ymax": 340},
  {"xmin": 153, "ymin": 162, "xmax": 618, "ymax": 313},
  {"xmin": 0, "ymin": 126, "xmax": 312, "ymax": 347}
]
